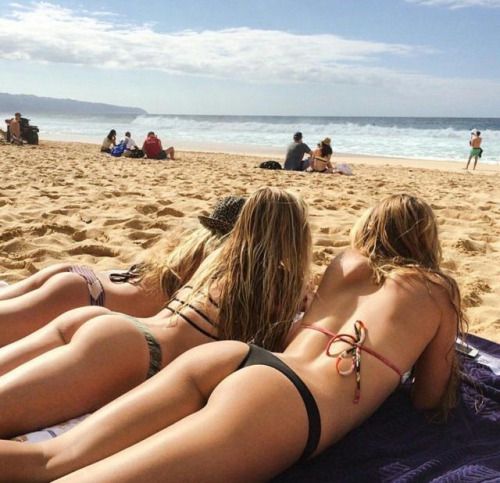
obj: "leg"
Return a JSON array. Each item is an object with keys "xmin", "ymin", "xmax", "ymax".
[
  {"xmin": 56, "ymin": 365, "xmax": 309, "ymax": 483},
  {"xmin": 465, "ymin": 154, "xmax": 472, "ymax": 169},
  {"xmin": 0, "ymin": 267, "xmax": 90, "ymax": 347},
  {"xmin": 0, "ymin": 263, "xmax": 72, "ymax": 301},
  {"xmin": 473, "ymin": 155, "xmax": 479, "ymax": 170},
  {"xmin": 0, "ymin": 341, "xmax": 249, "ymax": 481},
  {"xmin": 165, "ymin": 146, "xmax": 175, "ymax": 160},
  {"xmin": 0, "ymin": 314, "xmax": 151, "ymax": 438},
  {"xmin": 0, "ymin": 306, "xmax": 110, "ymax": 376}
]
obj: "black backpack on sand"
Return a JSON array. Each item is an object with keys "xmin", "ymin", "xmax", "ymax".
[{"xmin": 259, "ymin": 160, "xmax": 282, "ymax": 170}]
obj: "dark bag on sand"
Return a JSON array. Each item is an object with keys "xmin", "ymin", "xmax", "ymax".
[
  {"xmin": 128, "ymin": 149, "xmax": 144, "ymax": 158},
  {"xmin": 259, "ymin": 160, "xmax": 282, "ymax": 170}
]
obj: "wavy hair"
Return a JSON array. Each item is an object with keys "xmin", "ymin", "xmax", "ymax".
[
  {"xmin": 186, "ymin": 187, "xmax": 312, "ymax": 352},
  {"xmin": 133, "ymin": 227, "xmax": 227, "ymax": 300},
  {"xmin": 350, "ymin": 193, "xmax": 467, "ymax": 418}
]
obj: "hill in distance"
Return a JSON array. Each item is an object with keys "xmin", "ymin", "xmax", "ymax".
[{"xmin": 0, "ymin": 92, "xmax": 147, "ymax": 115}]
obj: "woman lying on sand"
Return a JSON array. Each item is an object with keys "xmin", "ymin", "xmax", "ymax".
[
  {"xmin": 0, "ymin": 194, "xmax": 466, "ymax": 482},
  {"xmin": 0, "ymin": 196, "xmax": 246, "ymax": 347},
  {"xmin": 0, "ymin": 187, "xmax": 312, "ymax": 438}
]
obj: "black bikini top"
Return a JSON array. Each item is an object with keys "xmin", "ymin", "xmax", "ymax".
[{"xmin": 165, "ymin": 286, "xmax": 219, "ymax": 341}]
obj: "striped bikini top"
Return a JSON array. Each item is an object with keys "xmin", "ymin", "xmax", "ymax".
[
  {"xmin": 302, "ymin": 320, "xmax": 403, "ymax": 404},
  {"xmin": 165, "ymin": 285, "xmax": 219, "ymax": 341}
]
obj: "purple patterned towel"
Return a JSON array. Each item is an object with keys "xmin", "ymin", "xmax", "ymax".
[{"xmin": 274, "ymin": 335, "xmax": 500, "ymax": 483}]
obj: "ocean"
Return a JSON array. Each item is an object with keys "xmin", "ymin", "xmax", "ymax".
[{"xmin": 3, "ymin": 113, "xmax": 499, "ymax": 164}]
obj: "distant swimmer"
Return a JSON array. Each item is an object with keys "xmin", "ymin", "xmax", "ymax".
[{"xmin": 465, "ymin": 129, "xmax": 482, "ymax": 170}]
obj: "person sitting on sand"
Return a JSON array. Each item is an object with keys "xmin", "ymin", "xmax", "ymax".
[
  {"xmin": 142, "ymin": 131, "xmax": 175, "ymax": 160},
  {"xmin": 307, "ymin": 137, "xmax": 334, "ymax": 173},
  {"xmin": 465, "ymin": 129, "xmax": 483, "ymax": 171},
  {"xmin": 284, "ymin": 131, "xmax": 311, "ymax": 171},
  {"xmin": 8, "ymin": 113, "xmax": 22, "ymax": 145},
  {"xmin": 0, "ymin": 188, "xmax": 311, "ymax": 438},
  {"xmin": 0, "ymin": 194, "xmax": 466, "ymax": 483},
  {"xmin": 123, "ymin": 131, "xmax": 143, "ymax": 157},
  {"xmin": 100, "ymin": 130, "xmax": 116, "ymax": 153},
  {"xmin": 0, "ymin": 196, "xmax": 246, "ymax": 347}
]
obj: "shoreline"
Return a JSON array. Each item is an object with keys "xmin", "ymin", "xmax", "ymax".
[{"xmin": 40, "ymin": 139, "xmax": 500, "ymax": 174}]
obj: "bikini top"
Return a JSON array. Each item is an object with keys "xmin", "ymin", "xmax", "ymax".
[
  {"xmin": 302, "ymin": 320, "xmax": 403, "ymax": 404},
  {"xmin": 165, "ymin": 285, "xmax": 220, "ymax": 341}
]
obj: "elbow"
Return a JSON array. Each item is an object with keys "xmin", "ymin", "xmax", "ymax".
[{"xmin": 410, "ymin": 388, "xmax": 443, "ymax": 412}]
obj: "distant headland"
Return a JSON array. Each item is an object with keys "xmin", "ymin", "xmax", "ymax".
[{"xmin": 0, "ymin": 92, "xmax": 147, "ymax": 115}]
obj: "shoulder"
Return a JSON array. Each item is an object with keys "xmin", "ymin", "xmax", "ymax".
[
  {"xmin": 386, "ymin": 270, "xmax": 455, "ymax": 318},
  {"xmin": 322, "ymin": 249, "xmax": 372, "ymax": 288}
]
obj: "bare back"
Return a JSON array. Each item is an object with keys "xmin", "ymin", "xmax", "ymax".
[
  {"xmin": 471, "ymin": 135, "xmax": 482, "ymax": 148},
  {"xmin": 282, "ymin": 249, "xmax": 457, "ymax": 453}
]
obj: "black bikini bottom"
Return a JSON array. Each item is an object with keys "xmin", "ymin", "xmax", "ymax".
[{"xmin": 237, "ymin": 344, "xmax": 321, "ymax": 461}]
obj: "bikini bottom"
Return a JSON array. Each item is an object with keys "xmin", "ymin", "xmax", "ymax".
[
  {"xmin": 122, "ymin": 315, "xmax": 163, "ymax": 379},
  {"xmin": 67, "ymin": 265, "xmax": 105, "ymax": 306},
  {"xmin": 237, "ymin": 344, "xmax": 321, "ymax": 461}
]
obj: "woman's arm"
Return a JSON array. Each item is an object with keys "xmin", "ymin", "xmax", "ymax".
[{"xmin": 410, "ymin": 304, "xmax": 457, "ymax": 411}]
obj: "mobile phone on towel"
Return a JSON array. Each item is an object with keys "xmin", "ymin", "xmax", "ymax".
[{"xmin": 455, "ymin": 338, "xmax": 479, "ymax": 359}]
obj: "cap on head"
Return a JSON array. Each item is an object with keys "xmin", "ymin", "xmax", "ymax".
[
  {"xmin": 198, "ymin": 196, "xmax": 246, "ymax": 236},
  {"xmin": 321, "ymin": 137, "xmax": 331, "ymax": 145},
  {"xmin": 293, "ymin": 132, "xmax": 303, "ymax": 141}
]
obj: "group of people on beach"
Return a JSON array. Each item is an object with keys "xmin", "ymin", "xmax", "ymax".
[
  {"xmin": 284, "ymin": 131, "xmax": 333, "ymax": 173},
  {"xmin": 101, "ymin": 130, "xmax": 175, "ymax": 160},
  {"xmin": 0, "ymin": 186, "xmax": 466, "ymax": 481}
]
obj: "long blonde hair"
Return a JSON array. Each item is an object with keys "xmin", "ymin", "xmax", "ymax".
[
  {"xmin": 187, "ymin": 187, "xmax": 312, "ymax": 352},
  {"xmin": 351, "ymin": 194, "xmax": 467, "ymax": 418},
  {"xmin": 135, "ymin": 227, "xmax": 226, "ymax": 300},
  {"xmin": 126, "ymin": 197, "xmax": 246, "ymax": 302}
]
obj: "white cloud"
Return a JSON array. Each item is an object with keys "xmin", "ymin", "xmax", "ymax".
[
  {"xmin": 0, "ymin": 1, "xmax": 425, "ymax": 86},
  {"xmin": 407, "ymin": 0, "xmax": 500, "ymax": 9}
]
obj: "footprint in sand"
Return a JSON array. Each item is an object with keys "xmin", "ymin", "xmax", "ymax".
[
  {"xmin": 135, "ymin": 204, "xmax": 159, "ymax": 215},
  {"xmin": 72, "ymin": 230, "xmax": 87, "ymax": 242},
  {"xmin": 157, "ymin": 207, "xmax": 184, "ymax": 218},
  {"xmin": 124, "ymin": 219, "xmax": 147, "ymax": 230},
  {"xmin": 453, "ymin": 238, "xmax": 484, "ymax": 254}
]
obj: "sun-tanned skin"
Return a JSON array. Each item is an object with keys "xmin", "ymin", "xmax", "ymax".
[
  {"xmin": 0, "ymin": 285, "xmax": 217, "ymax": 438},
  {"xmin": 0, "ymin": 188, "xmax": 310, "ymax": 441},
  {"xmin": 0, "ymin": 247, "xmax": 457, "ymax": 482},
  {"xmin": 0, "ymin": 263, "xmax": 166, "ymax": 347}
]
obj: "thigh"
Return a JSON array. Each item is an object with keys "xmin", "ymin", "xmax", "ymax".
[
  {"xmin": 0, "ymin": 314, "xmax": 152, "ymax": 437},
  {"xmin": 60, "ymin": 365, "xmax": 309, "ymax": 483},
  {"xmin": 0, "ymin": 263, "xmax": 72, "ymax": 301},
  {"xmin": 0, "ymin": 270, "xmax": 90, "ymax": 346},
  {"xmin": 42, "ymin": 341, "xmax": 251, "ymax": 479},
  {"xmin": 0, "ymin": 306, "xmax": 111, "ymax": 375}
]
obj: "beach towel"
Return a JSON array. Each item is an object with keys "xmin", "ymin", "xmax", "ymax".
[
  {"xmin": 13, "ymin": 335, "xmax": 500, "ymax": 482},
  {"xmin": 335, "ymin": 163, "xmax": 353, "ymax": 175},
  {"xmin": 274, "ymin": 334, "xmax": 500, "ymax": 483}
]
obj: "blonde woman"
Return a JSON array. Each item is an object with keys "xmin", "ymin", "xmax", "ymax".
[
  {"xmin": 0, "ymin": 194, "xmax": 466, "ymax": 482},
  {"xmin": 0, "ymin": 196, "xmax": 246, "ymax": 347},
  {"xmin": 0, "ymin": 187, "xmax": 311, "ymax": 438}
]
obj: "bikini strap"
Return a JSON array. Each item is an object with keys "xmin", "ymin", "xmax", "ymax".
[
  {"xmin": 303, "ymin": 321, "xmax": 403, "ymax": 404},
  {"xmin": 165, "ymin": 304, "xmax": 219, "ymax": 341}
]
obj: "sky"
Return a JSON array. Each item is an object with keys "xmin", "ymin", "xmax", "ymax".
[{"xmin": 0, "ymin": 0, "xmax": 499, "ymax": 116}]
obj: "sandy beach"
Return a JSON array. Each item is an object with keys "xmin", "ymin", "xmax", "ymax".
[{"xmin": 0, "ymin": 141, "xmax": 498, "ymax": 342}]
